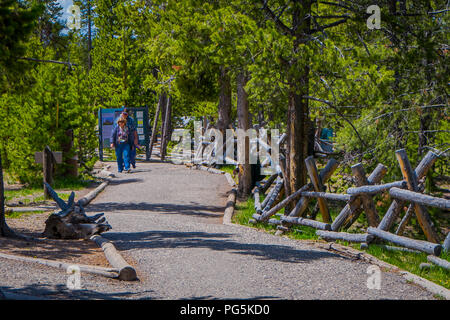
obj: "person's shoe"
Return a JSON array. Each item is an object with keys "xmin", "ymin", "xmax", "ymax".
[
  {"xmin": 126, "ymin": 169, "xmax": 132, "ymax": 173},
  {"xmin": 118, "ymin": 170, "xmax": 123, "ymax": 173},
  {"xmin": 132, "ymin": 164, "xmax": 136, "ymax": 169}
]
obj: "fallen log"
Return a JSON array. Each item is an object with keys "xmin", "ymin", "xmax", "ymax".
[
  {"xmin": 389, "ymin": 188, "xmax": 450, "ymax": 210},
  {"xmin": 427, "ymin": 255, "xmax": 450, "ymax": 270},
  {"xmin": 280, "ymin": 216, "xmax": 331, "ymax": 230},
  {"xmin": 0, "ymin": 252, "xmax": 119, "ymax": 279},
  {"xmin": 316, "ymin": 230, "xmax": 374, "ymax": 243},
  {"xmin": 367, "ymin": 227, "xmax": 442, "ymax": 256},
  {"xmin": 90, "ymin": 235, "xmax": 137, "ymax": 281},
  {"xmin": 223, "ymin": 188, "xmax": 237, "ymax": 224}
]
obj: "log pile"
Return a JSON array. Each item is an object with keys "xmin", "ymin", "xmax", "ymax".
[
  {"xmin": 42, "ymin": 182, "xmax": 111, "ymax": 239},
  {"xmin": 248, "ymin": 149, "xmax": 449, "ymax": 269}
]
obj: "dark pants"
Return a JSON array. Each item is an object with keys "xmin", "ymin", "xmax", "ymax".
[
  {"xmin": 130, "ymin": 145, "xmax": 136, "ymax": 167},
  {"xmin": 115, "ymin": 142, "xmax": 130, "ymax": 172}
]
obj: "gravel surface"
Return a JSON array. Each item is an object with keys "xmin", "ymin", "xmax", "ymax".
[{"xmin": 0, "ymin": 161, "xmax": 437, "ymax": 300}]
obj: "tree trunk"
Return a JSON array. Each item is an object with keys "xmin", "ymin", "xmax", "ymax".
[
  {"xmin": 0, "ymin": 154, "xmax": 14, "ymax": 237},
  {"xmin": 161, "ymin": 94, "xmax": 172, "ymax": 161},
  {"xmin": 287, "ymin": 0, "xmax": 313, "ymax": 194},
  {"xmin": 217, "ymin": 66, "xmax": 232, "ymax": 133},
  {"xmin": 87, "ymin": 0, "xmax": 92, "ymax": 71},
  {"xmin": 237, "ymin": 71, "xmax": 252, "ymax": 198},
  {"xmin": 149, "ymin": 92, "xmax": 165, "ymax": 159}
]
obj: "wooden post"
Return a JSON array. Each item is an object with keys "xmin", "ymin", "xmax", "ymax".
[
  {"xmin": 256, "ymin": 158, "xmax": 338, "ymax": 223},
  {"xmin": 395, "ymin": 149, "xmax": 440, "ymax": 243},
  {"xmin": 43, "ymin": 146, "xmax": 54, "ymax": 200},
  {"xmin": 378, "ymin": 150, "xmax": 438, "ymax": 232},
  {"xmin": 305, "ymin": 156, "xmax": 331, "ymax": 223},
  {"xmin": 351, "ymin": 163, "xmax": 380, "ymax": 227},
  {"xmin": 331, "ymin": 163, "xmax": 387, "ymax": 231},
  {"xmin": 395, "ymin": 204, "xmax": 414, "ymax": 236},
  {"xmin": 253, "ymin": 185, "xmax": 262, "ymax": 214},
  {"xmin": 443, "ymin": 233, "xmax": 450, "ymax": 252},
  {"xmin": 260, "ymin": 174, "xmax": 278, "ymax": 194},
  {"xmin": 262, "ymin": 177, "xmax": 283, "ymax": 213},
  {"xmin": 274, "ymin": 158, "xmax": 338, "ymax": 233}
]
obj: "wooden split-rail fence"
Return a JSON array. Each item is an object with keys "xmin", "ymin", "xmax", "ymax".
[{"xmin": 249, "ymin": 149, "xmax": 450, "ymax": 270}]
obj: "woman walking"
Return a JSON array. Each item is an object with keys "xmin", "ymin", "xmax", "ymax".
[{"xmin": 110, "ymin": 116, "xmax": 133, "ymax": 173}]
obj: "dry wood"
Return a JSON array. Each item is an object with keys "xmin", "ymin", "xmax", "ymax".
[
  {"xmin": 347, "ymin": 180, "xmax": 406, "ymax": 195},
  {"xmin": 0, "ymin": 252, "xmax": 119, "ymax": 279},
  {"xmin": 367, "ymin": 227, "xmax": 442, "ymax": 256},
  {"xmin": 280, "ymin": 216, "xmax": 331, "ymax": 230},
  {"xmin": 259, "ymin": 158, "xmax": 338, "ymax": 222},
  {"xmin": 427, "ymin": 255, "xmax": 450, "ymax": 270},
  {"xmin": 77, "ymin": 180, "xmax": 109, "ymax": 207},
  {"xmin": 223, "ymin": 188, "xmax": 237, "ymax": 224},
  {"xmin": 378, "ymin": 150, "xmax": 438, "ymax": 233},
  {"xmin": 261, "ymin": 178, "xmax": 284, "ymax": 212},
  {"xmin": 351, "ymin": 163, "xmax": 380, "ymax": 227},
  {"xmin": 260, "ymin": 174, "xmax": 278, "ymax": 194},
  {"xmin": 332, "ymin": 163, "xmax": 387, "ymax": 231},
  {"xmin": 389, "ymin": 187, "xmax": 450, "ymax": 210},
  {"xmin": 395, "ymin": 204, "xmax": 414, "ymax": 236},
  {"xmin": 443, "ymin": 233, "xmax": 450, "ymax": 252},
  {"xmin": 305, "ymin": 156, "xmax": 331, "ymax": 223},
  {"xmin": 43, "ymin": 183, "xmax": 111, "ymax": 239},
  {"xmin": 90, "ymin": 235, "xmax": 137, "ymax": 281},
  {"xmin": 316, "ymin": 230, "xmax": 374, "ymax": 243},
  {"xmin": 395, "ymin": 149, "xmax": 439, "ymax": 243},
  {"xmin": 253, "ymin": 186, "xmax": 262, "ymax": 214},
  {"xmin": 299, "ymin": 191, "xmax": 352, "ymax": 202}
]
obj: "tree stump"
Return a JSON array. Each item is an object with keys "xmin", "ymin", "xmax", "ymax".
[{"xmin": 42, "ymin": 183, "xmax": 111, "ymax": 239}]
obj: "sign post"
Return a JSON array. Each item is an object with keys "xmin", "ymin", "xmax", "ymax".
[
  {"xmin": 35, "ymin": 146, "xmax": 63, "ymax": 199},
  {"xmin": 98, "ymin": 107, "xmax": 150, "ymax": 161}
]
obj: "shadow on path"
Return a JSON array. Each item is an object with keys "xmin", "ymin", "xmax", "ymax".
[
  {"xmin": 103, "ymin": 230, "xmax": 339, "ymax": 264},
  {"xmin": 1, "ymin": 284, "xmax": 156, "ymax": 300},
  {"xmin": 87, "ymin": 202, "xmax": 224, "ymax": 219}
]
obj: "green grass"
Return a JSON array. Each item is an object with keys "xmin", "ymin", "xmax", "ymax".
[
  {"xmin": 233, "ymin": 196, "xmax": 450, "ymax": 290},
  {"xmin": 5, "ymin": 176, "xmax": 91, "ymax": 204}
]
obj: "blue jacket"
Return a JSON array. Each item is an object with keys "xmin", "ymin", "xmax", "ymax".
[{"xmin": 110, "ymin": 125, "xmax": 134, "ymax": 147}]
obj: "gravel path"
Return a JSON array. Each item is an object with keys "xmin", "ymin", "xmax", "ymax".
[{"xmin": 0, "ymin": 161, "xmax": 437, "ymax": 300}]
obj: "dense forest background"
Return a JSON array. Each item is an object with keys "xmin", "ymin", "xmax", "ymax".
[{"xmin": 0, "ymin": 0, "xmax": 448, "ymax": 192}]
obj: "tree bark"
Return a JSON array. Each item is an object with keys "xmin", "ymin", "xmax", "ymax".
[
  {"xmin": 0, "ymin": 154, "xmax": 15, "ymax": 237},
  {"xmin": 287, "ymin": 0, "xmax": 313, "ymax": 194},
  {"xmin": 217, "ymin": 66, "xmax": 232, "ymax": 133},
  {"xmin": 237, "ymin": 71, "xmax": 252, "ymax": 198},
  {"xmin": 149, "ymin": 92, "xmax": 166, "ymax": 158},
  {"xmin": 161, "ymin": 94, "xmax": 172, "ymax": 161}
]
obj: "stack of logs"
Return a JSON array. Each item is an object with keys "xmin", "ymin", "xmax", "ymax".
[{"xmin": 250, "ymin": 149, "xmax": 450, "ymax": 271}]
